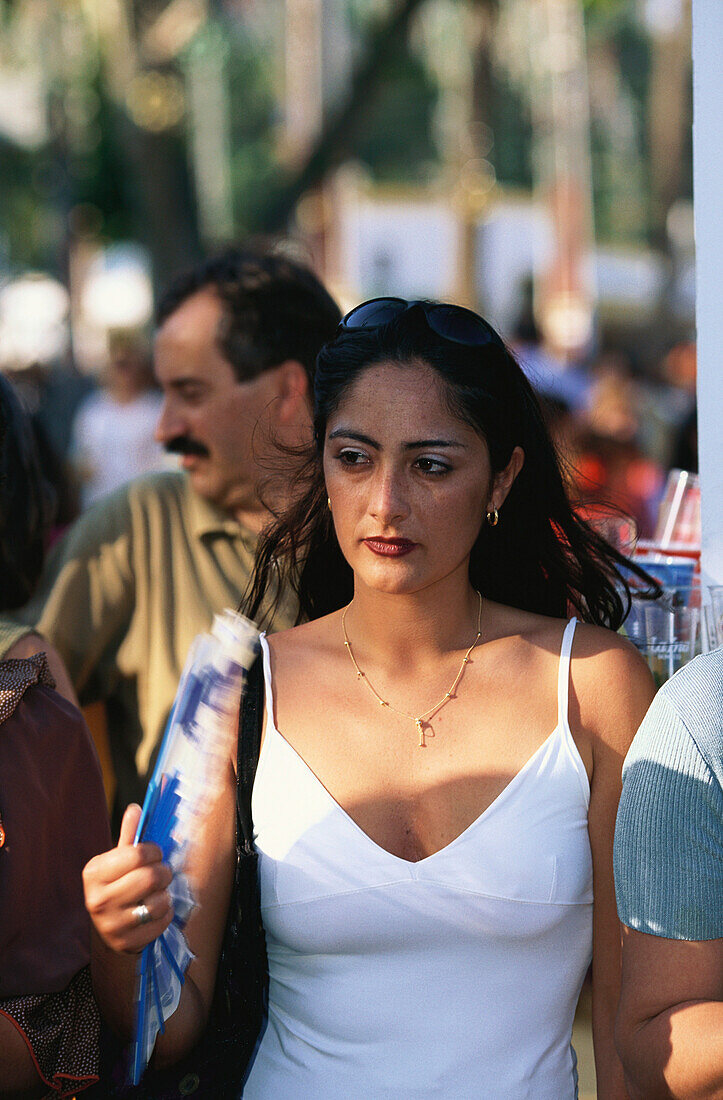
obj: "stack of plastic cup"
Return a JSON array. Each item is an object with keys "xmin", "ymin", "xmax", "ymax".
[{"xmin": 624, "ymin": 585, "xmax": 707, "ymax": 688}]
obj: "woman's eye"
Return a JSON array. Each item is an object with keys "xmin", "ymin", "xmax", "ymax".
[
  {"xmin": 415, "ymin": 456, "xmax": 451, "ymax": 475},
  {"xmin": 337, "ymin": 449, "xmax": 370, "ymax": 467}
]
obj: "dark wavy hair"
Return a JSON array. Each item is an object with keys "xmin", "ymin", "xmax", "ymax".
[
  {"xmin": 245, "ymin": 302, "xmax": 656, "ymax": 629},
  {"xmin": 156, "ymin": 245, "xmax": 341, "ymax": 384},
  {"xmin": 0, "ymin": 373, "xmax": 55, "ymax": 611}
]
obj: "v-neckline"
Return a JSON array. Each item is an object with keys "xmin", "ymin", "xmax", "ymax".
[{"xmin": 261, "ymin": 706, "xmax": 560, "ymax": 869}]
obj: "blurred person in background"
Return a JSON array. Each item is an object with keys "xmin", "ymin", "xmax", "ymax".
[
  {"xmin": 5, "ymin": 368, "xmax": 84, "ymax": 542},
  {"xmin": 569, "ymin": 350, "xmax": 665, "ymax": 539},
  {"xmin": 614, "ymin": 647, "xmax": 723, "ymax": 1099},
  {"xmin": 663, "ymin": 340, "xmax": 698, "ymax": 474},
  {"xmin": 70, "ymin": 336, "xmax": 165, "ymax": 509},
  {"xmin": 509, "ymin": 293, "xmax": 591, "ymax": 414},
  {"xmin": 0, "ymin": 372, "xmax": 111, "ymax": 1098},
  {"xmin": 30, "ymin": 415, "xmax": 82, "ymax": 544},
  {"xmin": 13, "ymin": 246, "xmax": 341, "ymax": 823},
  {"xmin": 10, "ymin": 358, "xmax": 93, "ymax": 475}
]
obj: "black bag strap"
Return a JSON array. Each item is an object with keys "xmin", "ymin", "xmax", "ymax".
[{"xmin": 237, "ymin": 651, "xmax": 264, "ymax": 848}]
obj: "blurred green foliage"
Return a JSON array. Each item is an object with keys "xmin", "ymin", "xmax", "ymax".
[
  {"xmin": 489, "ymin": 71, "xmax": 533, "ymax": 190},
  {"xmin": 0, "ymin": 0, "xmax": 691, "ymax": 279},
  {"xmin": 353, "ymin": 45, "xmax": 438, "ymax": 183}
]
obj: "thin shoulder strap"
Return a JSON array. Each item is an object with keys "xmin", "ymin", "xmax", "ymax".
[
  {"xmin": 557, "ymin": 618, "xmax": 578, "ymax": 727},
  {"xmin": 258, "ymin": 634, "xmax": 276, "ymax": 726},
  {"xmin": 236, "ymin": 651, "xmax": 264, "ymax": 851}
]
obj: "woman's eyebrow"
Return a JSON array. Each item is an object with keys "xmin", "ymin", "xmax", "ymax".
[
  {"xmin": 403, "ymin": 439, "xmax": 464, "ymax": 450},
  {"xmin": 328, "ymin": 428, "xmax": 380, "ymax": 448},
  {"xmin": 328, "ymin": 428, "xmax": 465, "ymax": 450}
]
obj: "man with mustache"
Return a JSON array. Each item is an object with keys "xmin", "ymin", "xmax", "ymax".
[{"xmin": 15, "ymin": 247, "xmax": 340, "ymax": 820}]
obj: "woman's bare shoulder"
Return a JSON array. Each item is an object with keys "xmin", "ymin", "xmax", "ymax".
[
  {"xmin": 265, "ymin": 612, "xmax": 343, "ymax": 665},
  {"xmin": 489, "ymin": 603, "xmax": 655, "ymax": 748},
  {"xmin": 493, "ymin": 601, "xmax": 650, "ymax": 675},
  {"xmin": 485, "ymin": 601, "xmax": 570, "ymax": 653},
  {"xmin": 569, "ymin": 620, "xmax": 653, "ymax": 687},
  {"xmin": 568, "ymin": 621, "xmax": 656, "ymax": 754}
]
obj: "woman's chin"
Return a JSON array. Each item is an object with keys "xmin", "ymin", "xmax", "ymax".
[{"xmin": 354, "ymin": 564, "xmax": 428, "ymax": 597}]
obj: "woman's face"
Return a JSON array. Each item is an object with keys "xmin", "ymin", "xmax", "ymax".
[{"xmin": 323, "ymin": 359, "xmax": 519, "ymax": 597}]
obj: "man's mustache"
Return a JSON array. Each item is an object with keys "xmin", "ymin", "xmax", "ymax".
[{"xmin": 164, "ymin": 436, "xmax": 210, "ymax": 458}]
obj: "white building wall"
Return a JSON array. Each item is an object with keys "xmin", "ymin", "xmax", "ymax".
[{"xmin": 692, "ymin": 0, "xmax": 723, "ymax": 585}]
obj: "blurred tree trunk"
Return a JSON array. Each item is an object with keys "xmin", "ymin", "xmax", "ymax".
[
  {"xmin": 648, "ymin": 9, "xmax": 691, "ymax": 250},
  {"xmin": 258, "ymin": 0, "xmax": 446, "ymax": 232},
  {"xmin": 122, "ymin": 119, "xmax": 202, "ymax": 290},
  {"xmin": 94, "ymin": 0, "xmax": 202, "ymax": 288}
]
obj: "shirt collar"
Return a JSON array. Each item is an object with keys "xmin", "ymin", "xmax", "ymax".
[{"xmin": 187, "ymin": 480, "xmax": 258, "ymax": 543}]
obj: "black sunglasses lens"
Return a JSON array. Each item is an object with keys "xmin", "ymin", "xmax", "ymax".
[
  {"xmin": 341, "ymin": 298, "xmax": 503, "ymax": 349},
  {"xmin": 342, "ymin": 298, "xmax": 408, "ymax": 329},
  {"xmin": 427, "ymin": 305, "xmax": 499, "ymax": 347}
]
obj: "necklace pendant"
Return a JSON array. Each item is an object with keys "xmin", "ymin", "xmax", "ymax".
[{"xmin": 416, "ymin": 720, "xmax": 426, "ymax": 748}]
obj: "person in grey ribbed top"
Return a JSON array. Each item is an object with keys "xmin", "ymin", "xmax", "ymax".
[{"xmin": 613, "ymin": 645, "xmax": 723, "ymax": 1098}]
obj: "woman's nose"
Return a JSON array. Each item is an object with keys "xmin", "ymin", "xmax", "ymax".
[{"xmin": 369, "ymin": 470, "xmax": 408, "ymax": 524}]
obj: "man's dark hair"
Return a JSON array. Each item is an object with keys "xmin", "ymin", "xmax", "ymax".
[{"xmin": 156, "ymin": 246, "xmax": 341, "ymax": 384}]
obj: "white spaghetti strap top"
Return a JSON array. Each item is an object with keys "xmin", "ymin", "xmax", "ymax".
[{"xmin": 244, "ymin": 619, "xmax": 592, "ymax": 1099}]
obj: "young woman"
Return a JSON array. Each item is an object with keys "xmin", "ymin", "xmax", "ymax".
[{"xmin": 84, "ymin": 299, "xmax": 656, "ymax": 1098}]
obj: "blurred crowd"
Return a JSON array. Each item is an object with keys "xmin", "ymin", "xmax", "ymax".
[
  {"xmin": 5, "ymin": 333, "xmax": 170, "ymax": 540},
  {"xmin": 1, "ymin": 292, "xmax": 697, "ymax": 550},
  {"xmin": 511, "ymin": 318, "xmax": 697, "ymax": 545}
]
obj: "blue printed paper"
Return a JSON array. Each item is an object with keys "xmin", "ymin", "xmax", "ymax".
[{"xmin": 131, "ymin": 610, "xmax": 259, "ymax": 1084}]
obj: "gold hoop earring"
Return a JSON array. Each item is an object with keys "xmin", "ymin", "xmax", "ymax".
[
  {"xmin": 327, "ymin": 496, "xmax": 332, "ymax": 512},
  {"xmin": 486, "ymin": 507, "xmax": 499, "ymax": 527}
]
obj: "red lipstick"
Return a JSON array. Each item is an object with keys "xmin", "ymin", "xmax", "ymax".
[{"xmin": 363, "ymin": 537, "xmax": 417, "ymax": 557}]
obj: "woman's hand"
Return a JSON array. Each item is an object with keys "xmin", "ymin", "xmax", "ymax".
[
  {"xmin": 85, "ymin": 765, "xmax": 236, "ymax": 1058},
  {"xmin": 83, "ymin": 803, "xmax": 174, "ymax": 955}
]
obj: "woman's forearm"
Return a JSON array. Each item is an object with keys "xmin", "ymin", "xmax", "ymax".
[
  {"xmin": 593, "ymin": 988, "xmax": 632, "ymax": 1100},
  {"xmin": 619, "ymin": 1000, "xmax": 723, "ymax": 1100},
  {"xmin": 91, "ymin": 930, "xmax": 209, "ymax": 1066},
  {"xmin": 90, "ymin": 929, "xmax": 138, "ymax": 1041}
]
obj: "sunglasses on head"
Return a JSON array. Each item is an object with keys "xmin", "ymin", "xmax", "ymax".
[{"xmin": 339, "ymin": 297, "xmax": 505, "ymax": 350}]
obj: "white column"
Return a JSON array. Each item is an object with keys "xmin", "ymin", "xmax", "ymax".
[{"xmin": 692, "ymin": 0, "xmax": 723, "ymax": 585}]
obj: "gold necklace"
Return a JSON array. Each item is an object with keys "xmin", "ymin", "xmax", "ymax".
[{"xmin": 341, "ymin": 592, "xmax": 483, "ymax": 747}]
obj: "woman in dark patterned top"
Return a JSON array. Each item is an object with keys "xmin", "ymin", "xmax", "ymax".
[{"xmin": 0, "ymin": 373, "xmax": 111, "ymax": 1097}]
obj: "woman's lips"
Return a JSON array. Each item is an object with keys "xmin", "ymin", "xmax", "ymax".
[{"xmin": 363, "ymin": 537, "xmax": 417, "ymax": 557}]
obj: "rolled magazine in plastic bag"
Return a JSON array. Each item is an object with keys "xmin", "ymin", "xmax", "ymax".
[{"xmin": 131, "ymin": 609, "xmax": 259, "ymax": 1084}]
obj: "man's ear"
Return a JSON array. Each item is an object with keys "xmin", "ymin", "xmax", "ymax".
[
  {"xmin": 274, "ymin": 360, "xmax": 310, "ymax": 425},
  {"xmin": 488, "ymin": 446, "xmax": 525, "ymax": 512}
]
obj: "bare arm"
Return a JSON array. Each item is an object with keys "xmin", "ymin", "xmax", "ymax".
[
  {"xmin": 574, "ymin": 632, "xmax": 657, "ymax": 1100},
  {"xmin": 84, "ymin": 760, "xmax": 237, "ymax": 1066},
  {"xmin": 612, "ymin": 662, "xmax": 723, "ymax": 1098},
  {"xmin": 0, "ymin": 1015, "xmax": 46, "ymax": 1097},
  {"xmin": 615, "ymin": 928, "xmax": 723, "ymax": 1100},
  {"xmin": 3, "ymin": 633, "xmax": 79, "ymax": 707}
]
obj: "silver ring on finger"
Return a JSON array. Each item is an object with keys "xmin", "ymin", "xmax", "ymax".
[{"xmin": 132, "ymin": 902, "xmax": 152, "ymax": 926}]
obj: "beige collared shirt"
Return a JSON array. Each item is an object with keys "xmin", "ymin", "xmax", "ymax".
[
  {"xmin": 0, "ymin": 620, "xmax": 32, "ymax": 658},
  {"xmin": 16, "ymin": 471, "xmax": 297, "ymax": 806}
]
